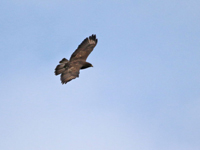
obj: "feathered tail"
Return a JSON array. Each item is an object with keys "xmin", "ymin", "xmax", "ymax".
[{"xmin": 54, "ymin": 58, "xmax": 69, "ymax": 75}]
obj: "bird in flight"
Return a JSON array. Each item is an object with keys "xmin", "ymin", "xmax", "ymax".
[{"xmin": 54, "ymin": 34, "xmax": 98, "ymax": 84}]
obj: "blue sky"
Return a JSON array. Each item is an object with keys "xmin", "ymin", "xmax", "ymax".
[{"xmin": 1, "ymin": 0, "xmax": 200, "ymax": 150}]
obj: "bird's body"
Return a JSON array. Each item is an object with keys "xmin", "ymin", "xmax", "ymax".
[{"xmin": 54, "ymin": 34, "xmax": 98, "ymax": 84}]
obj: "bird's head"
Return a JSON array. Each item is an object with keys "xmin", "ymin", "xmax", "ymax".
[{"xmin": 81, "ymin": 62, "xmax": 93, "ymax": 69}]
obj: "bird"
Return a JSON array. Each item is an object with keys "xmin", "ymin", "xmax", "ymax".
[{"xmin": 54, "ymin": 34, "xmax": 98, "ymax": 84}]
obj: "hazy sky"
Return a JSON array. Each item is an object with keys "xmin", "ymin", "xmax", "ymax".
[{"xmin": 1, "ymin": 1, "xmax": 200, "ymax": 150}]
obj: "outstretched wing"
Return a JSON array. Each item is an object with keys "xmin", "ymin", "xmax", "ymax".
[
  {"xmin": 70, "ymin": 34, "xmax": 98, "ymax": 61},
  {"xmin": 60, "ymin": 62, "xmax": 82, "ymax": 84}
]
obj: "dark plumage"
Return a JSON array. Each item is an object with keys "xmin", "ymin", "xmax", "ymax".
[{"xmin": 54, "ymin": 34, "xmax": 98, "ymax": 84}]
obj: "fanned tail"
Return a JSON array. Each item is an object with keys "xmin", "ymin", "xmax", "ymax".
[{"xmin": 54, "ymin": 58, "xmax": 69, "ymax": 75}]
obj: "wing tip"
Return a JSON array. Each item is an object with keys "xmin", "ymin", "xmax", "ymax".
[
  {"xmin": 89, "ymin": 34, "xmax": 97, "ymax": 41},
  {"xmin": 89, "ymin": 34, "xmax": 98, "ymax": 45},
  {"xmin": 77, "ymin": 34, "xmax": 98, "ymax": 49}
]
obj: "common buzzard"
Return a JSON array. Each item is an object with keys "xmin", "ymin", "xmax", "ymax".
[{"xmin": 54, "ymin": 34, "xmax": 98, "ymax": 84}]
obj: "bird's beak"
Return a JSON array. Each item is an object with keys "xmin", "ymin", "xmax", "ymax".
[{"xmin": 91, "ymin": 65, "xmax": 93, "ymax": 67}]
